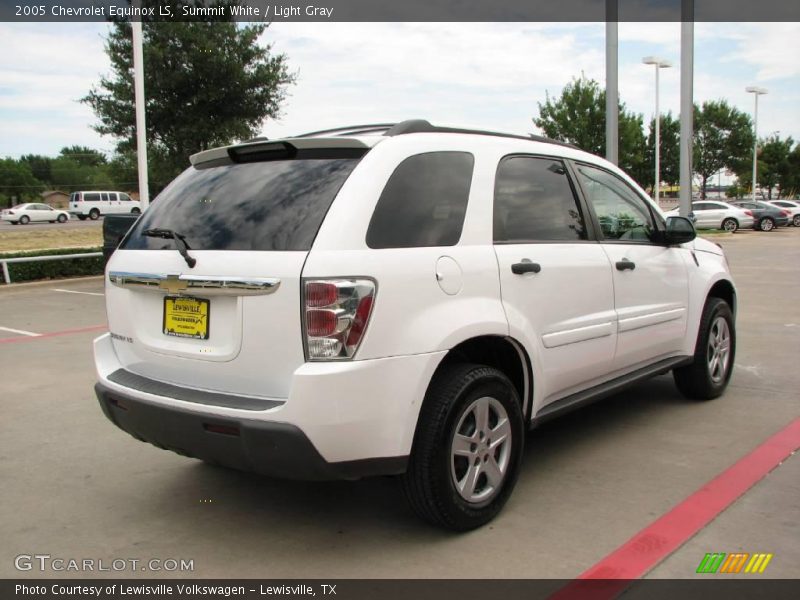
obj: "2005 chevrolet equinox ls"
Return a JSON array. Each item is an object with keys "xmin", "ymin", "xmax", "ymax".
[{"xmin": 95, "ymin": 120, "xmax": 737, "ymax": 530}]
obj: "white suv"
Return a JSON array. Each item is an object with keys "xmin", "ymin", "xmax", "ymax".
[{"xmin": 94, "ymin": 121, "xmax": 737, "ymax": 530}]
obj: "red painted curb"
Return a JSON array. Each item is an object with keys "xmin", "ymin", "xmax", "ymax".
[
  {"xmin": 0, "ymin": 324, "xmax": 107, "ymax": 344},
  {"xmin": 550, "ymin": 417, "xmax": 800, "ymax": 599}
]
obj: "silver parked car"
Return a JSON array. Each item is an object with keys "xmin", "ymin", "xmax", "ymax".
[{"xmin": 665, "ymin": 200, "xmax": 754, "ymax": 232}]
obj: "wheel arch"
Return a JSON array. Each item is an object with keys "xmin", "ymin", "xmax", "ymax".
[
  {"xmin": 433, "ymin": 335, "xmax": 533, "ymax": 422},
  {"xmin": 707, "ymin": 278, "xmax": 737, "ymax": 317}
]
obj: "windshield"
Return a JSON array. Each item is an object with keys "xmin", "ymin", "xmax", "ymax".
[{"xmin": 123, "ymin": 157, "xmax": 362, "ymax": 252}]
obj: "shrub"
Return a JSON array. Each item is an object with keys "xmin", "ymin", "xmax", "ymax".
[{"xmin": 0, "ymin": 246, "xmax": 103, "ymax": 284}]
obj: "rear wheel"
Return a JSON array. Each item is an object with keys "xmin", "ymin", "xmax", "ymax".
[
  {"xmin": 57, "ymin": 214, "xmax": 67, "ymax": 223},
  {"xmin": 759, "ymin": 217, "xmax": 775, "ymax": 232},
  {"xmin": 793, "ymin": 214, "xmax": 800, "ymax": 227},
  {"xmin": 721, "ymin": 218, "xmax": 738, "ymax": 232},
  {"xmin": 19, "ymin": 215, "xmax": 30, "ymax": 225},
  {"xmin": 674, "ymin": 297, "xmax": 735, "ymax": 400},
  {"xmin": 89, "ymin": 209, "xmax": 100, "ymax": 220},
  {"xmin": 402, "ymin": 363, "xmax": 524, "ymax": 531}
]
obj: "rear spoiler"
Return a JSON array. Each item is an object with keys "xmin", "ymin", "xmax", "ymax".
[{"xmin": 189, "ymin": 138, "xmax": 371, "ymax": 168}]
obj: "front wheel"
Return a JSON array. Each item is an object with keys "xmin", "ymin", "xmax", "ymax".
[
  {"xmin": 759, "ymin": 217, "xmax": 775, "ymax": 232},
  {"xmin": 402, "ymin": 363, "xmax": 524, "ymax": 531},
  {"xmin": 131, "ymin": 207, "xmax": 141, "ymax": 215},
  {"xmin": 793, "ymin": 214, "xmax": 800, "ymax": 227},
  {"xmin": 57, "ymin": 214, "xmax": 67, "ymax": 223},
  {"xmin": 721, "ymin": 218, "xmax": 738, "ymax": 232},
  {"xmin": 674, "ymin": 297, "xmax": 735, "ymax": 400}
]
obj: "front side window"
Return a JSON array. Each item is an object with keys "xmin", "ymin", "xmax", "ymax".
[
  {"xmin": 576, "ymin": 164, "xmax": 657, "ymax": 242},
  {"xmin": 119, "ymin": 193, "xmax": 131, "ymax": 202},
  {"xmin": 366, "ymin": 152, "xmax": 474, "ymax": 249},
  {"xmin": 494, "ymin": 156, "xmax": 586, "ymax": 242}
]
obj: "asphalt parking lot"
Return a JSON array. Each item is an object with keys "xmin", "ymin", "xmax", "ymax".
[{"xmin": 1, "ymin": 229, "xmax": 798, "ymax": 580}]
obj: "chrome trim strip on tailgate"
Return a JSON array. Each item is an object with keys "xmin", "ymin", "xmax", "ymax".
[{"xmin": 108, "ymin": 271, "xmax": 280, "ymax": 296}]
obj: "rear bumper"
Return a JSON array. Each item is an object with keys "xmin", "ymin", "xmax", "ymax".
[
  {"xmin": 93, "ymin": 333, "xmax": 446, "ymax": 479},
  {"xmin": 95, "ymin": 383, "xmax": 406, "ymax": 480}
]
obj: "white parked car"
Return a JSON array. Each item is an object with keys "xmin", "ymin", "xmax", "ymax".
[
  {"xmin": 69, "ymin": 191, "xmax": 141, "ymax": 220},
  {"xmin": 95, "ymin": 121, "xmax": 737, "ymax": 530},
  {"xmin": 765, "ymin": 200, "xmax": 800, "ymax": 227},
  {"xmin": 665, "ymin": 200, "xmax": 754, "ymax": 232},
  {"xmin": 1, "ymin": 203, "xmax": 70, "ymax": 225}
]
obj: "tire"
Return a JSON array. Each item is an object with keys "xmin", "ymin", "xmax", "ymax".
[
  {"xmin": 57, "ymin": 214, "xmax": 67, "ymax": 223},
  {"xmin": 793, "ymin": 215, "xmax": 800, "ymax": 227},
  {"xmin": 131, "ymin": 207, "xmax": 141, "ymax": 215},
  {"xmin": 401, "ymin": 363, "xmax": 525, "ymax": 531},
  {"xmin": 89, "ymin": 209, "xmax": 100, "ymax": 220},
  {"xmin": 721, "ymin": 218, "xmax": 738, "ymax": 232},
  {"xmin": 759, "ymin": 217, "xmax": 775, "ymax": 232},
  {"xmin": 673, "ymin": 297, "xmax": 735, "ymax": 400},
  {"xmin": 77, "ymin": 215, "xmax": 87, "ymax": 221},
  {"xmin": 19, "ymin": 215, "xmax": 30, "ymax": 225}
]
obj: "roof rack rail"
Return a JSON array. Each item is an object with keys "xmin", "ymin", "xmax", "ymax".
[
  {"xmin": 243, "ymin": 136, "xmax": 269, "ymax": 143},
  {"xmin": 295, "ymin": 123, "xmax": 397, "ymax": 138},
  {"xmin": 385, "ymin": 119, "xmax": 578, "ymax": 149}
]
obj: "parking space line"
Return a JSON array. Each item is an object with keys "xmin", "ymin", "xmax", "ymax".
[
  {"xmin": 0, "ymin": 324, "xmax": 107, "ymax": 344},
  {"xmin": 550, "ymin": 417, "xmax": 800, "ymax": 599},
  {"xmin": 0, "ymin": 325, "xmax": 41, "ymax": 337},
  {"xmin": 51, "ymin": 288, "xmax": 104, "ymax": 297}
]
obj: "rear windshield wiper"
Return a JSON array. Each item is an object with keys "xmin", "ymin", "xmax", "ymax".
[{"xmin": 142, "ymin": 228, "xmax": 197, "ymax": 268}]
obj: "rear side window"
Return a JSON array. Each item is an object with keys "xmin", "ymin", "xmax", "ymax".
[
  {"xmin": 366, "ymin": 152, "xmax": 474, "ymax": 249},
  {"xmin": 123, "ymin": 157, "xmax": 362, "ymax": 251},
  {"xmin": 84, "ymin": 193, "xmax": 100, "ymax": 202},
  {"xmin": 494, "ymin": 156, "xmax": 586, "ymax": 242}
]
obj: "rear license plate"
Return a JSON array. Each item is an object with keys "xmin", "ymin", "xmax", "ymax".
[{"xmin": 163, "ymin": 296, "xmax": 209, "ymax": 339}]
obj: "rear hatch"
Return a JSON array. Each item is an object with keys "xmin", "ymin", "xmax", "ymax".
[{"xmin": 105, "ymin": 140, "xmax": 367, "ymax": 401}]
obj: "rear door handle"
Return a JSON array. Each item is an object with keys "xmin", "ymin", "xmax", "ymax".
[
  {"xmin": 616, "ymin": 259, "xmax": 636, "ymax": 271},
  {"xmin": 511, "ymin": 260, "xmax": 541, "ymax": 275}
]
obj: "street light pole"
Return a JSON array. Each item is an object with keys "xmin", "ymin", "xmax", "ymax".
[
  {"xmin": 643, "ymin": 56, "xmax": 672, "ymax": 204},
  {"xmin": 745, "ymin": 86, "xmax": 768, "ymax": 202}
]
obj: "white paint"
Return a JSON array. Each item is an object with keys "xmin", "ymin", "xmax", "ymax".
[
  {"xmin": 51, "ymin": 288, "xmax": 104, "ymax": 297},
  {"xmin": 0, "ymin": 326, "xmax": 40, "ymax": 337}
]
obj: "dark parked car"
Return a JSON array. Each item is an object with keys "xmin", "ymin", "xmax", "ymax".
[
  {"xmin": 102, "ymin": 213, "xmax": 140, "ymax": 263},
  {"xmin": 731, "ymin": 201, "xmax": 790, "ymax": 231}
]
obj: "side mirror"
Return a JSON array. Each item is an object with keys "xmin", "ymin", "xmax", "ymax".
[{"xmin": 664, "ymin": 216, "xmax": 696, "ymax": 245}]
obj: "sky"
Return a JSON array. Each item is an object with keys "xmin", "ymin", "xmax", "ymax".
[{"xmin": 0, "ymin": 21, "xmax": 798, "ymax": 160}]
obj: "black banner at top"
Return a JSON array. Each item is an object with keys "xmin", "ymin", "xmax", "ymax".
[{"xmin": 2, "ymin": 0, "xmax": 800, "ymax": 23}]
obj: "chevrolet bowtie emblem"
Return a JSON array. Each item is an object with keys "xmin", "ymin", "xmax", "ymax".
[{"xmin": 158, "ymin": 275, "xmax": 188, "ymax": 295}]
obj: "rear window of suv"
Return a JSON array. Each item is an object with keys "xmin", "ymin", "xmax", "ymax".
[{"xmin": 122, "ymin": 157, "xmax": 362, "ymax": 251}]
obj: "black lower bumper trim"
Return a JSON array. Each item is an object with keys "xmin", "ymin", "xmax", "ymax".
[{"xmin": 95, "ymin": 383, "xmax": 407, "ymax": 481}]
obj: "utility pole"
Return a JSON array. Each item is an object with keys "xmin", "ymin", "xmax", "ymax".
[
  {"xmin": 678, "ymin": 1, "xmax": 694, "ymax": 218},
  {"xmin": 745, "ymin": 86, "xmax": 768, "ymax": 201},
  {"xmin": 605, "ymin": 1, "xmax": 618, "ymax": 165},
  {"xmin": 132, "ymin": 17, "xmax": 150, "ymax": 209}
]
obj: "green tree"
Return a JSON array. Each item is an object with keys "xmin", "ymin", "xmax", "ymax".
[
  {"xmin": 644, "ymin": 112, "xmax": 680, "ymax": 187},
  {"xmin": 533, "ymin": 76, "xmax": 648, "ymax": 188},
  {"xmin": 18, "ymin": 154, "xmax": 53, "ymax": 185},
  {"xmin": 82, "ymin": 1, "xmax": 295, "ymax": 194},
  {"xmin": 48, "ymin": 157, "xmax": 97, "ymax": 191},
  {"xmin": 693, "ymin": 100, "xmax": 754, "ymax": 199},
  {"xmin": 785, "ymin": 143, "xmax": 800, "ymax": 198},
  {"xmin": 0, "ymin": 158, "xmax": 43, "ymax": 206},
  {"xmin": 756, "ymin": 135, "xmax": 794, "ymax": 199},
  {"xmin": 59, "ymin": 145, "xmax": 108, "ymax": 168}
]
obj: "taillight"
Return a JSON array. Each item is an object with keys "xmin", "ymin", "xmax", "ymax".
[
  {"xmin": 744, "ymin": 210, "xmax": 753, "ymax": 216},
  {"xmin": 782, "ymin": 210, "xmax": 790, "ymax": 217},
  {"xmin": 303, "ymin": 278, "xmax": 376, "ymax": 360}
]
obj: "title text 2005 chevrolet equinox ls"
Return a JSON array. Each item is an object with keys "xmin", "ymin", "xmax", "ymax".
[{"xmin": 95, "ymin": 120, "xmax": 736, "ymax": 530}]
